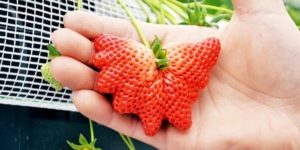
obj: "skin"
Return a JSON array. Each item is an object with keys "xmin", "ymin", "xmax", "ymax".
[{"xmin": 50, "ymin": 0, "xmax": 300, "ymax": 149}]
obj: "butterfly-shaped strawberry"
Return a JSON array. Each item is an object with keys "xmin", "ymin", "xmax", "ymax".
[{"xmin": 92, "ymin": 34, "xmax": 220, "ymax": 136}]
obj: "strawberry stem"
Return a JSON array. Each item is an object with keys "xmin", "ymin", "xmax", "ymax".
[
  {"xmin": 166, "ymin": 0, "xmax": 232, "ymax": 16},
  {"xmin": 186, "ymin": 2, "xmax": 233, "ymax": 14},
  {"xmin": 166, "ymin": 0, "xmax": 188, "ymax": 11},
  {"xmin": 89, "ymin": 119, "xmax": 95, "ymax": 142},
  {"xmin": 161, "ymin": 0, "xmax": 188, "ymax": 21},
  {"xmin": 137, "ymin": 0, "xmax": 152, "ymax": 23},
  {"xmin": 163, "ymin": 9, "xmax": 177, "ymax": 25},
  {"xmin": 143, "ymin": 0, "xmax": 177, "ymax": 24},
  {"xmin": 77, "ymin": 0, "xmax": 82, "ymax": 10},
  {"xmin": 158, "ymin": 2, "xmax": 166, "ymax": 24},
  {"xmin": 143, "ymin": 0, "xmax": 164, "ymax": 24},
  {"xmin": 117, "ymin": 0, "xmax": 150, "ymax": 47},
  {"xmin": 119, "ymin": 133, "xmax": 135, "ymax": 150}
]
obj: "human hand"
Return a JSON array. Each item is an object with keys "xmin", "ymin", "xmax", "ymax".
[{"xmin": 49, "ymin": 0, "xmax": 300, "ymax": 149}]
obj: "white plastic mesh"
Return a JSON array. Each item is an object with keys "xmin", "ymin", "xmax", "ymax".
[{"xmin": 0, "ymin": 0, "xmax": 148, "ymax": 111}]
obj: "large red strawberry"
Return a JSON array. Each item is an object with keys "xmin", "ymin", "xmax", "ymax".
[{"xmin": 92, "ymin": 34, "xmax": 220, "ymax": 136}]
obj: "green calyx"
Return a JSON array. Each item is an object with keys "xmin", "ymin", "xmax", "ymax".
[
  {"xmin": 40, "ymin": 44, "xmax": 63, "ymax": 91},
  {"xmin": 151, "ymin": 36, "xmax": 169, "ymax": 70},
  {"xmin": 66, "ymin": 117, "xmax": 102, "ymax": 150},
  {"xmin": 66, "ymin": 134, "xmax": 101, "ymax": 150}
]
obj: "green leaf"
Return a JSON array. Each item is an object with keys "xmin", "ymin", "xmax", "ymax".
[
  {"xmin": 199, "ymin": 7, "xmax": 207, "ymax": 26},
  {"xmin": 286, "ymin": 6, "xmax": 300, "ymax": 26},
  {"xmin": 66, "ymin": 141, "xmax": 83, "ymax": 150},
  {"xmin": 155, "ymin": 49, "xmax": 167, "ymax": 59},
  {"xmin": 151, "ymin": 36, "xmax": 162, "ymax": 54},
  {"xmin": 203, "ymin": 0, "xmax": 222, "ymax": 14},
  {"xmin": 79, "ymin": 134, "xmax": 89, "ymax": 145},
  {"xmin": 150, "ymin": 36, "xmax": 169, "ymax": 70},
  {"xmin": 157, "ymin": 59, "xmax": 169, "ymax": 69},
  {"xmin": 47, "ymin": 43, "xmax": 61, "ymax": 59},
  {"xmin": 222, "ymin": 0, "xmax": 233, "ymax": 10},
  {"xmin": 184, "ymin": 0, "xmax": 210, "ymax": 26},
  {"xmin": 158, "ymin": 59, "xmax": 168, "ymax": 65},
  {"xmin": 159, "ymin": 65, "xmax": 168, "ymax": 70},
  {"xmin": 193, "ymin": 1, "xmax": 201, "ymax": 24}
]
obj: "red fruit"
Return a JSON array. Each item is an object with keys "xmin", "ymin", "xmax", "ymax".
[{"xmin": 92, "ymin": 34, "xmax": 220, "ymax": 136}]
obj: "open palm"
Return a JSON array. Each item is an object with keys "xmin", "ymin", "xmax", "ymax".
[{"xmin": 50, "ymin": 0, "xmax": 300, "ymax": 149}]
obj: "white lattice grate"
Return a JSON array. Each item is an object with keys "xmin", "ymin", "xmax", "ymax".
[{"xmin": 0, "ymin": 0, "xmax": 147, "ymax": 111}]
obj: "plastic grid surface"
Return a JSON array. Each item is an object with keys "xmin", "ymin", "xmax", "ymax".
[{"xmin": 0, "ymin": 0, "xmax": 147, "ymax": 111}]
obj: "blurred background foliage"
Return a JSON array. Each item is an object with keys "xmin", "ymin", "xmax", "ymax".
[
  {"xmin": 178, "ymin": 0, "xmax": 300, "ymax": 28},
  {"xmin": 285, "ymin": 0, "xmax": 300, "ymax": 28}
]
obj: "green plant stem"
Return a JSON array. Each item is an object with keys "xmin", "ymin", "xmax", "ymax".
[
  {"xmin": 144, "ymin": 0, "xmax": 165, "ymax": 24},
  {"xmin": 119, "ymin": 133, "xmax": 135, "ymax": 150},
  {"xmin": 119, "ymin": 134, "xmax": 131, "ymax": 149},
  {"xmin": 89, "ymin": 119, "xmax": 95, "ymax": 142},
  {"xmin": 187, "ymin": 2, "xmax": 233, "ymax": 14},
  {"xmin": 160, "ymin": 7, "xmax": 177, "ymax": 24},
  {"xmin": 167, "ymin": 0, "xmax": 233, "ymax": 14},
  {"xmin": 158, "ymin": 2, "xmax": 166, "ymax": 24},
  {"xmin": 150, "ymin": 0, "xmax": 177, "ymax": 24},
  {"xmin": 144, "ymin": 0, "xmax": 163, "ymax": 24},
  {"xmin": 162, "ymin": 0, "xmax": 187, "ymax": 20},
  {"xmin": 162, "ymin": 6, "xmax": 177, "ymax": 24},
  {"xmin": 77, "ymin": 0, "xmax": 82, "ymax": 10},
  {"xmin": 126, "ymin": 135, "xmax": 134, "ymax": 149},
  {"xmin": 137, "ymin": 0, "xmax": 152, "ymax": 23},
  {"xmin": 117, "ymin": 0, "xmax": 150, "ymax": 48},
  {"xmin": 143, "ymin": 0, "xmax": 166, "ymax": 24},
  {"xmin": 297, "ymin": 25, "xmax": 300, "ymax": 30},
  {"xmin": 167, "ymin": 0, "xmax": 188, "ymax": 11},
  {"xmin": 144, "ymin": 0, "xmax": 177, "ymax": 24}
]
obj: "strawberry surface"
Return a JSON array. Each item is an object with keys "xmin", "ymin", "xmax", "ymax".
[{"xmin": 92, "ymin": 34, "xmax": 220, "ymax": 136}]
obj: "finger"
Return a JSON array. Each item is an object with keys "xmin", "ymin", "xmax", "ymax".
[
  {"xmin": 51, "ymin": 28, "xmax": 94, "ymax": 65},
  {"xmin": 50, "ymin": 56, "xmax": 96, "ymax": 90},
  {"xmin": 63, "ymin": 11, "xmax": 168, "ymax": 42},
  {"xmin": 72, "ymin": 90, "xmax": 166, "ymax": 149}
]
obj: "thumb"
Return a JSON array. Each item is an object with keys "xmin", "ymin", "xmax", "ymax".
[{"xmin": 232, "ymin": 0, "xmax": 287, "ymax": 15}]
